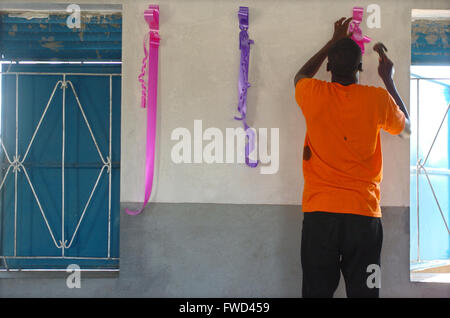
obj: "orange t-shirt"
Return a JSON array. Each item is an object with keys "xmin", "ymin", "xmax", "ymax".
[{"xmin": 295, "ymin": 78, "xmax": 405, "ymax": 218}]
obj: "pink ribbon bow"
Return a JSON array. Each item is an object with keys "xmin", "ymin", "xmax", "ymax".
[{"xmin": 349, "ymin": 6, "xmax": 371, "ymax": 55}]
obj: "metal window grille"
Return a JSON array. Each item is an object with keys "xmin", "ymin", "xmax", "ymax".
[
  {"xmin": 411, "ymin": 75, "xmax": 450, "ymax": 262},
  {"xmin": 0, "ymin": 70, "xmax": 120, "ymax": 270}
]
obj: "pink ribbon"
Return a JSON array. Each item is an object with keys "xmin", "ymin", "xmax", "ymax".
[
  {"xmin": 126, "ymin": 5, "xmax": 160, "ymax": 216},
  {"xmin": 349, "ymin": 6, "xmax": 371, "ymax": 55}
]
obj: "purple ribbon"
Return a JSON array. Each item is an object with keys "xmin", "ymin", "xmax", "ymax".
[
  {"xmin": 349, "ymin": 6, "xmax": 371, "ymax": 55},
  {"xmin": 235, "ymin": 6, "xmax": 258, "ymax": 168}
]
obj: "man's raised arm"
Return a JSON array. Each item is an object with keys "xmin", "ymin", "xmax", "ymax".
[
  {"xmin": 294, "ymin": 17, "xmax": 353, "ymax": 87},
  {"xmin": 374, "ymin": 42, "xmax": 411, "ymax": 137}
]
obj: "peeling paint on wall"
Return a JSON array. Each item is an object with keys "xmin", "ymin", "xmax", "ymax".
[
  {"xmin": 7, "ymin": 12, "xmax": 50, "ymax": 20},
  {"xmin": 412, "ymin": 19, "xmax": 450, "ymax": 65},
  {"xmin": 0, "ymin": 12, "xmax": 122, "ymax": 61},
  {"xmin": 40, "ymin": 36, "xmax": 63, "ymax": 51}
]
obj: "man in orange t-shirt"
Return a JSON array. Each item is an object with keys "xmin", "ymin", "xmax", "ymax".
[{"xmin": 294, "ymin": 17, "xmax": 410, "ymax": 298}]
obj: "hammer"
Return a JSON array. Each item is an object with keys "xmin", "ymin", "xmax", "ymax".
[{"xmin": 373, "ymin": 42, "xmax": 388, "ymax": 61}]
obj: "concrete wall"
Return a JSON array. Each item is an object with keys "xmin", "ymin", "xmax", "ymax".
[
  {"xmin": 1, "ymin": 0, "xmax": 450, "ymax": 298},
  {"xmin": 1, "ymin": 204, "xmax": 449, "ymax": 297}
]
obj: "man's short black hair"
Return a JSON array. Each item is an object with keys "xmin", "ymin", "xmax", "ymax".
[{"xmin": 327, "ymin": 38, "xmax": 362, "ymax": 76}]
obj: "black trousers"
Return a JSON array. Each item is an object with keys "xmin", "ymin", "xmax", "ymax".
[{"xmin": 301, "ymin": 211, "xmax": 383, "ymax": 298}]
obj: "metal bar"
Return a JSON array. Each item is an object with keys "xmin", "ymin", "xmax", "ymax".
[
  {"xmin": 0, "ymin": 166, "xmax": 11, "ymax": 192},
  {"xmin": 21, "ymin": 80, "xmax": 62, "ymax": 163},
  {"xmin": 108, "ymin": 75, "xmax": 112, "ymax": 258},
  {"xmin": 66, "ymin": 80, "xmax": 107, "ymax": 165},
  {"xmin": 2, "ymin": 256, "xmax": 8, "ymax": 271},
  {"xmin": 0, "ymin": 256, "xmax": 118, "ymax": 260},
  {"xmin": 421, "ymin": 167, "xmax": 450, "ymax": 234},
  {"xmin": 0, "ymin": 138, "xmax": 12, "ymax": 164},
  {"xmin": 61, "ymin": 75, "xmax": 66, "ymax": 255},
  {"xmin": 1, "ymin": 162, "xmax": 120, "ymax": 169},
  {"xmin": 0, "ymin": 269, "xmax": 119, "ymax": 273},
  {"xmin": 14, "ymin": 166, "xmax": 17, "ymax": 256},
  {"xmin": 410, "ymin": 166, "xmax": 450, "ymax": 176},
  {"xmin": 15, "ymin": 74, "xmax": 18, "ymax": 157},
  {"xmin": 21, "ymin": 165, "xmax": 62, "ymax": 248},
  {"xmin": 410, "ymin": 76, "xmax": 450, "ymax": 81},
  {"xmin": 0, "ymin": 72, "xmax": 121, "ymax": 77},
  {"xmin": 14, "ymin": 74, "xmax": 18, "ymax": 257},
  {"xmin": 65, "ymin": 166, "xmax": 107, "ymax": 249},
  {"xmin": 5, "ymin": 61, "xmax": 15, "ymax": 73},
  {"xmin": 416, "ymin": 78, "xmax": 420, "ymax": 262},
  {"xmin": 0, "ymin": 67, "xmax": 5, "ymax": 261},
  {"xmin": 422, "ymin": 103, "xmax": 450, "ymax": 167}
]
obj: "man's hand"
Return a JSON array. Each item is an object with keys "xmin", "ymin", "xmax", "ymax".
[
  {"xmin": 374, "ymin": 42, "xmax": 394, "ymax": 82},
  {"xmin": 293, "ymin": 17, "xmax": 353, "ymax": 86},
  {"xmin": 330, "ymin": 17, "xmax": 353, "ymax": 44},
  {"xmin": 373, "ymin": 42, "xmax": 411, "ymax": 137}
]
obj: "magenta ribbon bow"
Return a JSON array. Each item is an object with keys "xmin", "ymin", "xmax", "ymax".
[
  {"xmin": 349, "ymin": 6, "xmax": 371, "ymax": 55},
  {"xmin": 235, "ymin": 6, "xmax": 258, "ymax": 168},
  {"xmin": 126, "ymin": 5, "xmax": 160, "ymax": 215}
]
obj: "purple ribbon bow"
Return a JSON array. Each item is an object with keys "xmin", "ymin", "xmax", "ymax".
[{"xmin": 235, "ymin": 6, "xmax": 258, "ymax": 168}]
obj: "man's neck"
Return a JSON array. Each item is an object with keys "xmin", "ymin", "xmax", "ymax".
[{"xmin": 331, "ymin": 75, "xmax": 358, "ymax": 86}]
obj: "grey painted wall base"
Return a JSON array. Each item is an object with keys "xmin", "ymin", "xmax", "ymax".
[{"xmin": 0, "ymin": 203, "xmax": 449, "ymax": 297}]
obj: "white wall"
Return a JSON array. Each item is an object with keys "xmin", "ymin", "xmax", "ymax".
[
  {"xmin": 122, "ymin": 0, "xmax": 447, "ymax": 206},
  {"xmin": 7, "ymin": 0, "xmax": 448, "ymax": 206}
]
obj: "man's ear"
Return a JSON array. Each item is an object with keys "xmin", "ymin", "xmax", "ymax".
[{"xmin": 358, "ymin": 62, "xmax": 363, "ymax": 71}]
